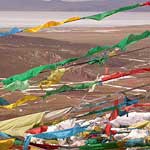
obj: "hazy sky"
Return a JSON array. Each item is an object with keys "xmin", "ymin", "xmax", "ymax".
[
  {"xmin": 0, "ymin": 0, "xmax": 148, "ymax": 11},
  {"xmin": 61, "ymin": 0, "xmax": 95, "ymax": 1}
]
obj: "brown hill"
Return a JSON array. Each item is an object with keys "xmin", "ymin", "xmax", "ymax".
[{"xmin": 0, "ymin": 25, "xmax": 150, "ymax": 120}]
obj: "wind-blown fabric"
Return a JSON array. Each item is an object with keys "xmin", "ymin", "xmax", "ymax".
[
  {"xmin": 43, "ymin": 81, "xmax": 100, "ymax": 99},
  {"xmin": 80, "ymin": 98, "xmax": 127, "ymax": 109},
  {"xmin": 43, "ymin": 67, "xmax": 150, "ymax": 99},
  {"xmin": 1, "ymin": 67, "xmax": 149, "ymax": 109},
  {"xmin": 105, "ymin": 100, "xmax": 119, "ymax": 136},
  {"xmin": 25, "ymin": 17, "xmax": 81, "ymax": 32},
  {"xmin": 0, "ymin": 95, "xmax": 39, "ymax": 109},
  {"xmin": 0, "ymin": 132, "xmax": 11, "ymax": 138},
  {"xmin": 2, "ymin": 57, "xmax": 78, "ymax": 86},
  {"xmin": 80, "ymin": 142, "xmax": 119, "ymax": 150},
  {"xmin": 39, "ymin": 68, "xmax": 66, "ymax": 89},
  {"xmin": 30, "ymin": 143, "xmax": 60, "ymax": 150},
  {"xmin": 109, "ymin": 100, "xmax": 119, "ymax": 121},
  {"xmin": 26, "ymin": 1, "xmax": 140, "ymax": 33},
  {"xmin": 44, "ymin": 107, "xmax": 72, "ymax": 121},
  {"xmin": 114, "ymin": 30, "xmax": 150, "ymax": 50},
  {"xmin": 24, "ymin": 125, "xmax": 88, "ymax": 150},
  {"xmin": 125, "ymin": 138, "xmax": 150, "ymax": 147},
  {"xmin": 0, "ymin": 27, "xmax": 22, "ymax": 37},
  {"xmin": 35, "ymin": 125, "xmax": 87, "ymax": 139},
  {"xmin": 77, "ymin": 98, "xmax": 138, "ymax": 118},
  {"xmin": 85, "ymin": 46, "xmax": 110, "ymax": 57},
  {"xmin": 105, "ymin": 124, "xmax": 117, "ymax": 136},
  {"xmin": 80, "ymin": 138, "xmax": 150, "ymax": 150},
  {"xmin": 0, "ymin": 133, "xmax": 22, "ymax": 149},
  {"xmin": 2, "ymin": 30, "xmax": 150, "ymax": 89},
  {"xmin": 81, "ymin": 100, "xmax": 108, "ymax": 108},
  {"xmin": 124, "ymin": 103, "xmax": 150, "ymax": 112},
  {"xmin": 26, "ymin": 107, "xmax": 72, "ymax": 134},
  {"xmin": 102, "ymin": 68, "xmax": 150, "ymax": 81},
  {"xmin": 143, "ymin": 1, "xmax": 150, "ymax": 6},
  {"xmin": 0, "ymin": 139, "xmax": 15, "ymax": 150},
  {"xmin": 0, "ymin": 97, "xmax": 10, "ymax": 106},
  {"xmin": 26, "ymin": 126, "xmax": 48, "ymax": 134},
  {"xmin": 1, "ymin": 2, "xmax": 149, "ymax": 36},
  {"xmin": 0, "ymin": 112, "xmax": 45, "ymax": 137},
  {"xmin": 82, "ymin": 3, "xmax": 141, "ymax": 20},
  {"xmin": 4, "ymin": 80, "xmax": 29, "ymax": 91},
  {"xmin": 86, "ymin": 30, "xmax": 150, "ymax": 57},
  {"xmin": 129, "ymin": 120, "xmax": 150, "ymax": 129}
]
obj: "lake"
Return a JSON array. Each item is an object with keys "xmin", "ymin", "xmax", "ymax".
[{"xmin": 0, "ymin": 11, "xmax": 150, "ymax": 28}]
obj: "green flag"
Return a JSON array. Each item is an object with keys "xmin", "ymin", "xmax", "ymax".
[
  {"xmin": 82, "ymin": 3, "xmax": 140, "ymax": 20},
  {"xmin": 2, "ymin": 30, "xmax": 150, "ymax": 87},
  {"xmin": 114, "ymin": 30, "xmax": 150, "ymax": 50},
  {"xmin": 80, "ymin": 142, "xmax": 119, "ymax": 150},
  {"xmin": 2, "ymin": 57, "xmax": 79, "ymax": 86},
  {"xmin": 4, "ymin": 80, "xmax": 30, "ymax": 91},
  {"xmin": 43, "ymin": 81, "xmax": 99, "ymax": 99}
]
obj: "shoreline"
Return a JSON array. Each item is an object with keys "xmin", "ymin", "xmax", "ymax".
[
  {"xmin": 0, "ymin": 24, "xmax": 150, "ymax": 29},
  {"xmin": 17, "ymin": 25, "xmax": 150, "ymax": 45}
]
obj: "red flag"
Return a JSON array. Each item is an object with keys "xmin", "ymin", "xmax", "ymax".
[
  {"xmin": 102, "ymin": 68, "xmax": 150, "ymax": 82},
  {"xmin": 105, "ymin": 124, "xmax": 117, "ymax": 136},
  {"xmin": 123, "ymin": 103, "xmax": 150, "ymax": 112},
  {"xmin": 109, "ymin": 100, "xmax": 119, "ymax": 121},
  {"xmin": 26, "ymin": 126, "xmax": 48, "ymax": 134},
  {"xmin": 142, "ymin": 1, "xmax": 150, "ymax": 6},
  {"xmin": 105, "ymin": 124, "xmax": 112, "ymax": 136}
]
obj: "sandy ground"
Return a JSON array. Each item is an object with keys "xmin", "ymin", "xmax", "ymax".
[{"xmin": 0, "ymin": 25, "xmax": 150, "ymax": 121}]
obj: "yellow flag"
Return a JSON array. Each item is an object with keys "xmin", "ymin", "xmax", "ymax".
[
  {"xmin": 1, "ymin": 95, "xmax": 39, "ymax": 109},
  {"xmin": 0, "ymin": 112, "xmax": 45, "ymax": 137},
  {"xmin": 145, "ymin": 136, "xmax": 150, "ymax": 144},
  {"xmin": 129, "ymin": 120, "xmax": 150, "ymax": 129},
  {"xmin": 0, "ymin": 138, "xmax": 15, "ymax": 150},
  {"xmin": 62, "ymin": 16, "xmax": 81, "ymax": 23},
  {"xmin": 39, "ymin": 68, "xmax": 66, "ymax": 89},
  {"xmin": 108, "ymin": 50, "xmax": 117, "ymax": 57},
  {"xmin": 25, "ymin": 21, "xmax": 62, "ymax": 32},
  {"xmin": 25, "ymin": 16, "xmax": 80, "ymax": 32},
  {"xmin": 30, "ymin": 145, "xmax": 41, "ymax": 150}
]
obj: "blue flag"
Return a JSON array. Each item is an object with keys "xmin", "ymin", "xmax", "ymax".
[{"xmin": 0, "ymin": 27, "xmax": 22, "ymax": 37}]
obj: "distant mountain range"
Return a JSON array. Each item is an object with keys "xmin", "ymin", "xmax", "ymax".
[{"xmin": 0, "ymin": 0, "xmax": 149, "ymax": 11}]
